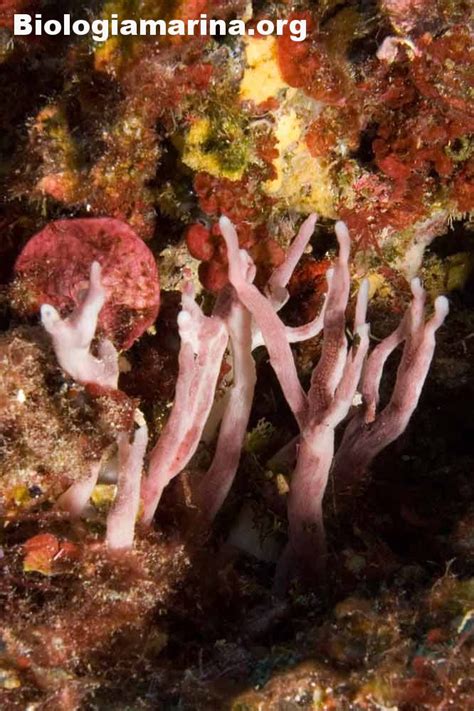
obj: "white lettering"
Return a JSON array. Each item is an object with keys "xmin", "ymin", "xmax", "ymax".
[
  {"xmin": 187, "ymin": 19, "xmax": 200, "ymax": 35},
  {"xmin": 289, "ymin": 19, "xmax": 307, "ymax": 42},
  {"xmin": 168, "ymin": 19, "xmax": 185, "ymax": 36},
  {"xmin": 140, "ymin": 19, "xmax": 167, "ymax": 36},
  {"xmin": 14, "ymin": 14, "xmax": 33, "ymax": 35},
  {"xmin": 44, "ymin": 19, "xmax": 62, "ymax": 35},
  {"xmin": 276, "ymin": 19, "xmax": 288, "ymax": 34},
  {"xmin": 111, "ymin": 13, "xmax": 119, "ymax": 35},
  {"xmin": 91, "ymin": 19, "xmax": 109, "ymax": 42},
  {"xmin": 12, "ymin": 13, "xmax": 308, "ymax": 43},
  {"xmin": 256, "ymin": 20, "xmax": 273, "ymax": 36},
  {"xmin": 121, "ymin": 20, "xmax": 138, "ymax": 36},
  {"xmin": 72, "ymin": 20, "xmax": 90, "ymax": 36},
  {"xmin": 228, "ymin": 19, "xmax": 246, "ymax": 36},
  {"xmin": 209, "ymin": 19, "xmax": 226, "ymax": 36}
]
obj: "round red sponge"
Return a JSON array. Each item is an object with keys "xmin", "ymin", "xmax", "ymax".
[{"xmin": 15, "ymin": 218, "xmax": 160, "ymax": 350}]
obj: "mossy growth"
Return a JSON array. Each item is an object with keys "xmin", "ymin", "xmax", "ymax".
[
  {"xmin": 94, "ymin": 0, "xmax": 177, "ymax": 75},
  {"xmin": 422, "ymin": 251, "xmax": 474, "ymax": 298},
  {"xmin": 445, "ymin": 135, "xmax": 473, "ymax": 164},
  {"xmin": 182, "ymin": 109, "xmax": 251, "ymax": 181},
  {"xmin": 244, "ymin": 419, "xmax": 277, "ymax": 456}
]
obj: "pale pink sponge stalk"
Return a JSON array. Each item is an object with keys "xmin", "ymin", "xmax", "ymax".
[
  {"xmin": 141, "ymin": 216, "xmax": 322, "ymax": 527},
  {"xmin": 57, "ymin": 461, "xmax": 103, "ymax": 520},
  {"xmin": 219, "ymin": 216, "xmax": 448, "ymax": 583},
  {"xmin": 41, "ymin": 262, "xmax": 119, "ymax": 389},
  {"xmin": 331, "ymin": 278, "xmax": 450, "ymax": 498},
  {"xmin": 140, "ymin": 283, "xmax": 229, "ymax": 525},
  {"xmin": 41, "ymin": 260, "xmax": 149, "ymax": 551},
  {"xmin": 56, "ymin": 420, "xmax": 149, "ymax": 552},
  {"xmin": 279, "ymin": 225, "xmax": 371, "ymax": 582},
  {"xmin": 194, "ymin": 214, "xmax": 324, "ymax": 522},
  {"xmin": 106, "ymin": 418, "xmax": 149, "ymax": 551},
  {"xmin": 194, "ymin": 297, "xmax": 256, "ymax": 522}
]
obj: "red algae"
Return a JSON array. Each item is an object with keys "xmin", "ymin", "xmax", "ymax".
[
  {"xmin": 277, "ymin": 11, "xmax": 349, "ymax": 105},
  {"xmin": 306, "ymin": 105, "xmax": 361, "ymax": 158},
  {"xmin": 191, "ymin": 162, "xmax": 284, "ymax": 290},
  {"xmin": 186, "ymin": 218, "xmax": 285, "ymax": 292}
]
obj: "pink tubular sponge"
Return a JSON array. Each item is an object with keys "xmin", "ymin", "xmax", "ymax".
[
  {"xmin": 219, "ymin": 215, "xmax": 448, "ymax": 586},
  {"xmin": 33, "ymin": 211, "xmax": 448, "ymax": 579}
]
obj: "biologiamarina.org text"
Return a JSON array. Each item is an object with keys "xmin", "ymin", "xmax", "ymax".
[{"xmin": 14, "ymin": 13, "xmax": 308, "ymax": 43}]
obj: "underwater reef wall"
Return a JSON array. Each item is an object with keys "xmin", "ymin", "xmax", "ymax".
[{"xmin": 0, "ymin": 1, "xmax": 473, "ymax": 708}]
